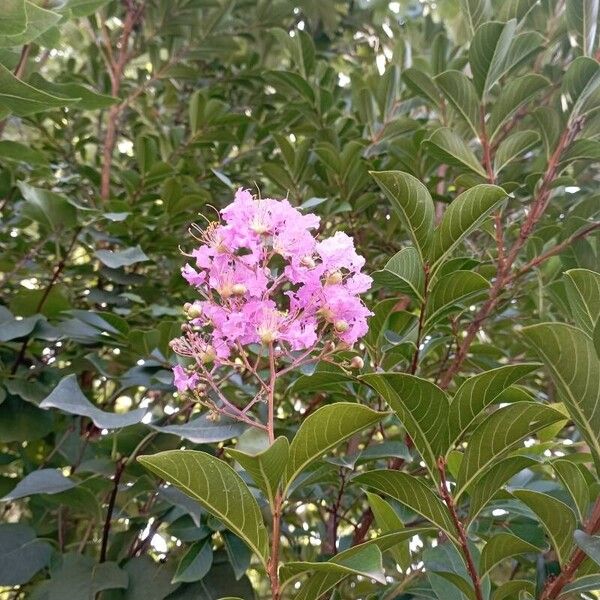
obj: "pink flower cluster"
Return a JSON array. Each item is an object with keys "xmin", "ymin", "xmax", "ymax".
[{"xmin": 171, "ymin": 189, "xmax": 372, "ymax": 392}]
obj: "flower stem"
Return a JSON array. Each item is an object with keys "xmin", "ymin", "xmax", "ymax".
[{"xmin": 266, "ymin": 342, "xmax": 281, "ymax": 598}]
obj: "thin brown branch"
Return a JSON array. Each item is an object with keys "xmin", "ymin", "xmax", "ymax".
[
  {"xmin": 437, "ymin": 457, "xmax": 484, "ymax": 600},
  {"xmin": 99, "ymin": 459, "xmax": 125, "ymax": 562},
  {"xmin": 409, "ymin": 264, "xmax": 430, "ymax": 374},
  {"xmin": 11, "ymin": 227, "xmax": 81, "ymax": 374},
  {"xmin": 99, "ymin": 1, "xmax": 144, "ymax": 200},
  {"xmin": 438, "ymin": 116, "xmax": 585, "ymax": 389},
  {"xmin": 540, "ymin": 496, "xmax": 600, "ymax": 599},
  {"xmin": 510, "ymin": 221, "xmax": 600, "ymax": 282}
]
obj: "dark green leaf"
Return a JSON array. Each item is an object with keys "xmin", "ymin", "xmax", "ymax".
[
  {"xmin": 95, "ymin": 246, "xmax": 150, "ymax": 269},
  {"xmin": 425, "ymin": 127, "xmax": 487, "ymax": 177},
  {"xmin": 138, "ymin": 450, "xmax": 269, "ymax": 565},
  {"xmin": 2, "ymin": 468, "xmax": 75, "ymax": 501},
  {"xmin": 428, "ymin": 184, "xmax": 508, "ymax": 266},
  {"xmin": 227, "ymin": 436, "xmax": 289, "ymax": 506},
  {"xmin": 282, "ymin": 403, "xmax": 386, "ymax": 492},
  {"xmin": 360, "ymin": 373, "xmax": 450, "ymax": 477},
  {"xmin": 372, "ymin": 246, "xmax": 425, "ymax": 300},
  {"xmin": 0, "ymin": 524, "xmax": 52, "ymax": 586},
  {"xmin": 370, "ymin": 170, "xmax": 435, "ymax": 261},
  {"xmin": 523, "ymin": 323, "xmax": 600, "ymax": 473},
  {"xmin": 512, "ymin": 490, "xmax": 576, "ymax": 565},
  {"xmin": 40, "ymin": 374, "xmax": 146, "ymax": 429}
]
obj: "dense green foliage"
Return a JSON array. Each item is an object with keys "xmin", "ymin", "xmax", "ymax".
[{"xmin": 1, "ymin": 0, "xmax": 600, "ymax": 598}]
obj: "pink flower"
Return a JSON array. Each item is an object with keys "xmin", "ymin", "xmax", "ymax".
[
  {"xmin": 172, "ymin": 364, "xmax": 200, "ymax": 392},
  {"xmin": 171, "ymin": 187, "xmax": 372, "ymax": 390}
]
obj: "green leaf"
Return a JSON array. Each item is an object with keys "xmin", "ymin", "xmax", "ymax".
[
  {"xmin": 28, "ymin": 73, "xmax": 118, "ymax": 110},
  {"xmin": 455, "ymin": 402, "xmax": 566, "ymax": 496},
  {"xmin": 563, "ymin": 268, "xmax": 600, "ymax": 336},
  {"xmin": 2, "ymin": 468, "xmax": 75, "ymax": 501},
  {"xmin": 264, "ymin": 70, "xmax": 314, "ymax": 103},
  {"xmin": 61, "ymin": 0, "xmax": 112, "ymax": 17},
  {"xmin": 467, "ymin": 456, "xmax": 540, "ymax": 521},
  {"xmin": 281, "ymin": 544, "xmax": 386, "ymax": 585},
  {"xmin": 172, "ymin": 541, "xmax": 213, "ymax": 583},
  {"xmin": 552, "ymin": 458, "xmax": 591, "ymax": 521},
  {"xmin": 354, "ymin": 470, "xmax": 458, "ymax": 543},
  {"xmin": 360, "ymin": 373, "xmax": 450, "ymax": 477},
  {"xmin": 280, "ymin": 529, "xmax": 433, "ymax": 600},
  {"xmin": 288, "ymin": 362, "xmax": 354, "ymax": 394},
  {"xmin": 40, "ymin": 375, "xmax": 146, "ymax": 429},
  {"xmin": 366, "ymin": 491, "xmax": 410, "ymax": 570},
  {"xmin": 138, "ymin": 450, "xmax": 269, "ymax": 565},
  {"xmin": 424, "ymin": 127, "xmax": 487, "ymax": 177},
  {"xmin": 563, "ymin": 56, "xmax": 600, "ymax": 119},
  {"xmin": 121, "ymin": 557, "xmax": 179, "ymax": 600},
  {"xmin": 428, "ymin": 184, "xmax": 508, "ymax": 266},
  {"xmin": 512, "ymin": 490, "xmax": 576, "ymax": 565},
  {"xmin": 561, "ymin": 574, "xmax": 600, "ymax": 596},
  {"xmin": 594, "ymin": 318, "xmax": 600, "ymax": 359},
  {"xmin": 402, "ymin": 68, "xmax": 440, "ymax": 105},
  {"xmin": 435, "ymin": 70, "xmax": 480, "ymax": 137},
  {"xmin": 480, "ymin": 533, "xmax": 542, "ymax": 575},
  {"xmin": 522, "ymin": 323, "xmax": 600, "ymax": 473},
  {"xmin": 282, "ymin": 403, "xmax": 386, "ymax": 492},
  {"xmin": 372, "ymin": 246, "xmax": 425, "ymax": 300},
  {"xmin": 448, "ymin": 364, "xmax": 540, "ymax": 448},
  {"xmin": 425, "ymin": 270, "xmax": 490, "ymax": 326},
  {"xmin": 488, "ymin": 75, "xmax": 550, "ymax": 140},
  {"xmin": 503, "ymin": 30, "xmax": 545, "ymax": 72},
  {"xmin": 0, "ymin": 312, "xmax": 43, "ymax": 342},
  {"xmin": 153, "ymin": 414, "xmax": 246, "ymax": 444},
  {"xmin": 95, "ymin": 246, "xmax": 150, "ymax": 268},
  {"xmin": 227, "ymin": 436, "xmax": 289, "ymax": 506},
  {"xmin": 44, "ymin": 554, "xmax": 128, "ymax": 599},
  {"xmin": 18, "ymin": 182, "xmax": 78, "ymax": 231},
  {"xmin": 0, "ymin": 2, "xmax": 61, "ymax": 48},
  {"xmin": 222, "ymin": 532, "xmax": 251, "ymax": 580},
  {"xmin": 0, "ymin": 524, "xmax": 52, "ymax": 586},
  {"xmin": 0, "ymin": 1, "xmax": 26, "ymax": 37},
  {"xmin": 566, "ymin": 0, "xmax": 599, "ymax": 57},
  {"xmin": 574, "ymin": 530, "xmax": 600, "ymax": 566},
  {"xmin": 370, "ymin": 170, "xmax": 435, "ymax": 261},
  {"xmin": 460, "ymin": 0, "xmax": 492, "ymax": 36},
  {"xmin": 0, "ymin": 140, "xmax": 47, "ymax": 165},
  {"xmin": 494, "ymin": 130, "xmax": 540, "ymax": 174},
  {"xmin": 470, "ymin": 20, "xmax": 517, "ymax": 97},
  {"xmin": 493, "ymin": 580, "xmax": 535, "ymax": 600}
]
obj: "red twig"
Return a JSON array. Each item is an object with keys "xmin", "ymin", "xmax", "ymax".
[
  {"xmin": 540, "ymin": 496, "xmax": 600, "ymax": 599},
  {"xmin": 437, "ymin": 457, "xmax": 484, "ymax": 600}
]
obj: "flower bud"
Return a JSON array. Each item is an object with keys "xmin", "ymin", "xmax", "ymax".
[
  {"xmin": 326, "ymin": 271, "xmax": 343, "ymax": 285},
  {"xmin": 350, "ymin": 356, "xmax": 364, "ymax": 369},
  {"xmin": 231, "ymin": 283, "xmax": 247, "ymax": 296},
  {"xmin": 183, "ymin": 302, "xmax": 192, "ymax": 312},
  {"xmin": 334, "ymin": 319, "xmax": 349, "ymax": 333},
  {"xmin": 218, "ymin": 284, "xmax": 233, "ymax": 298},
  {"xmin": 200, "ymin": 345, "xmax": 217, "ymax": 364},
  {"xmin": 301, "ymin": 255, "xmax": 316, "ymax": 268},
  {"xmin": 188, "ymin": 305, "xmax": 202, "ymax": 319}
]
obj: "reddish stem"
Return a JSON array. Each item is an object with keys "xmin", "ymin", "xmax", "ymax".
[{"xmin": 437, "ymin": 458, "xmax": 484, "ymax": 600}]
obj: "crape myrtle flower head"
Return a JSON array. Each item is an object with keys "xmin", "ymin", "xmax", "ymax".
[{"xmin": 170, "ymin": 188, "xmax": 373, "ymax": 392}]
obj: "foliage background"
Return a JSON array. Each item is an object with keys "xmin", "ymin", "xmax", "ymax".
[{"xmin": 1, "ymin": 0, "xmax": 600, "ymax": 599}]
